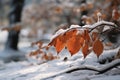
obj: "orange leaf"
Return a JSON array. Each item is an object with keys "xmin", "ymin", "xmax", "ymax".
[
  {"xmin": 42, "ymin": 54, "xmax": 49, "ymax": 60},
  {"xmin": 79, "ymin": 36, "xmax": 84, "ymax": 47},
  {"xmin": 29, "ymin": 49, "xmax": 42, "ymax": 56},
  {"xmin": 83, "ymin": 29, "xmax": 91, "ymax": 43},
  {"xmin": 82, "ymin": 43, "xmax": 89, "ymax": 58},
  {"xmin": 55, "ymin": 36, "xmax": 66, "ymax": 53},
  {"xmin": 112, "ymin": 9, "xmax": 120, "ymax": 20},
  {"xmin": 48, "ymin": 36, "xmax": 57, "ymax": 46},
  {"xmin": 48, "ymin": 29, "xmax": 77, "ymax": 46},
  {"xmin": 66, "ymin": 34, "xmax": 82, "ymax": 56},
  {"xmin": 54, "ymin": 7, "xmax": 62, "ymax": 13},
  {"xmin": 64, "ymin": 29, "xmax": 77, "ymax": 40},
  {"xmin": 48, "ymin": 35, "xmax": 66, "ymax": 53},
  {"xmin": 93, "ymin": 39, "xmax": 104, "ymax": 57},
  {"xmin": 92, "ymin": 32, "xmax": 99, "ymax": 41},
  {"xmin": 31, "ymin": 40, "xmax": 43, "ymax": 48}
]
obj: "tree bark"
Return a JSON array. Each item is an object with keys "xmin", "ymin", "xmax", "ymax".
[
  {"xmin": 5, "ymin": 0, "xmax": 24, "ymax": 50},
  {"xmin": 79, "ymin": 0, "xmax": 88, "ymax": 26}
]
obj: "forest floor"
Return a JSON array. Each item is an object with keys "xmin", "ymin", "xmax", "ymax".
[{"xmin": 0, "ymin": 31, "xmax": 120, "ymax": 80}]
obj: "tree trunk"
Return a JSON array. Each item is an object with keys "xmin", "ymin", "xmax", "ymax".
[
  {"xmin": 5, "ymin": 0, "xmax": 24, "ymax": 50},
  {"xmin": 79, "ymin": 0, "xmax": 88, "ymax": 26}
]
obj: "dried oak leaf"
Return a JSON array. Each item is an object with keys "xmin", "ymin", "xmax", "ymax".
[{"xmin": 93, "ymin": 39, "xmax": 104, "ymax": 57}]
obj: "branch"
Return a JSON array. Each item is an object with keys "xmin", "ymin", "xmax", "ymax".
[
  {"xmin": 99, "ymin": 59, "xmax": 120, "ymax": 74},
  {"xmin": 89, "ymin": 21, "xmax": 117, "ymax": 32},
  {"xmin": 66, "ymin": 59, "xmax": 120, "ymax": 74},
  {"xmin": 40, "ymin": 59, "xmax": 120, "ymax": 80}
]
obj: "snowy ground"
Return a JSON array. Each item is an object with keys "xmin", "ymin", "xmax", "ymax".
[
  {"xmin": 0, "ymin": 31, "xmax": 120, "ymax": 80},
  {"xmin": 0, "ymin": 48, "xmax": 120, "ymax": 80}
]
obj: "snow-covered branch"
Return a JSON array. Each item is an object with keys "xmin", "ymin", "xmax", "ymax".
[
  {"xmin": 41, "ymin": 59, "xmax": 120, "ymax": 80},
  {"xmin": 89, "ymin": 21, "xmax": 117, "ymax": 32}
]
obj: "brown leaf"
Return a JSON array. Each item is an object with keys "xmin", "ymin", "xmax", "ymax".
[
  {"xmin": 66, "ymin": 34, "xmax": 82, "ymax": 56},
  {"xmin": 31, "ymin": 41, "xmax": 43, "ymax": 48},
  {"xmin": 92, "ymin": 32, "xmax": 99, "ymax": 41},
  {"xmin": 54, "ymin": 7, "xmax": 62, "ymax": 13},
  {"xmin": 112, "ymin": 9, "xmax": 120, "ymax": 21},
  {"xmin": 83, "ymin": 29, "xmax": 91, "ymax": 43},
  {"xmin": 55, "ymin": 36, "xmax": 66, "ymax": 53},
  {"xmin": 2, "ymin": 27, "xmax": 10, "ymax": 31},
  {"xmin": 93, "ymin": 39, "xmax": 104, "ymax": 57},
  {"xmin": 48, "ymin": 36, "xmax": 57, "ymax": 46},
  {"xmin": 64, "ymin": 29, "xmax": 77, "ymax": 40},
  {"xmin": 29, "ymin": 49, "xmax": 42, "ymax": 56},
  {"xmin": 79, "ymin": 36, "xmax": 85, "ymax": 47},
  {"xmin": 48, "ymin": 29, "xmax": 78, "ymax": 54},
  {"xmin": 82, "ymin": 43, "xmax": 89, "ymax": 58},
  {"xmin": 42, "ymin": 54, "xmax": 49, "ymax": 60}
]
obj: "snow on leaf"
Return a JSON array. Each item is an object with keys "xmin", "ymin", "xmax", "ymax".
[
  {"xmin": 48, "ymin": 35, "xmax": 65, "ymax": 53},
  {"xmin": 70, "ymin": 25, "xmax": 81, "ymax": 29},
  {"xmin": 64, "ymin": 29, "xmax": 77, "ymax": 40},
  {"xmin": 48, "ymin": 36, "xmax": 57, "ymax": 47},
  {"xmin": 48, "ymin": 29, "xmax": 78, "ymax": 54},
  {"xmin": 90, "ymin": 21, "xmax": 117, "ymax": 29}
]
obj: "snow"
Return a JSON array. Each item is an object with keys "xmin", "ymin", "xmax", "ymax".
[
  {"xmin": 90, "ymin": 21, "xmax": 117, "ymax": 29},
  {"xmin": 0, "ymin": 22, "xmax": 120, "ymax": 80},
  {"xmin": 50, "ymin": 29, "xmax": 66, "ymax": 41},
  {"xmin": 91, "ymin": 75, "xmax": 120, "ymax": 80},
  {"xmin": 97, "ymin": 12, "xmax": 102, "ymax": 22},
  {"xmin": 70, "ymin": 25, "xmax": 81, "ymax": 29},
  {"xmin": 0, "ymin": 31, "xmax": 8, "ymax": 43},
  {"xmin": 0, "ymin": 49, "xmax": 26, "ymax": 63},
  {"xmin": 0, "ymin": 48, "xmax": 120, "ymax": 80}
]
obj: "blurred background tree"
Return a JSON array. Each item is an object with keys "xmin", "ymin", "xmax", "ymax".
[
  {"xmin": 5, "ymin": 0, "xmax": 24, "ymax": 50},
  {"xmin": 0, "ymin": 0, "xmax": 119, "ymax": 50}
]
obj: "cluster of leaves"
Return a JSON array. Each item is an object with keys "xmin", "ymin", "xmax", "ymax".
[
  {"xmin": 29, "ymin": 41, "xmax": 58, "ymax": 61},
  {"xmin": 29, "ymin": 25, "xmax": 103, "ymax": 60},
  {"xmin": 48, "ymin": 26, "xmax": 104, "ymax": 58},
  {"xmin": 29, "ymin": 16, "xmax": 119, "ymax": 60}
]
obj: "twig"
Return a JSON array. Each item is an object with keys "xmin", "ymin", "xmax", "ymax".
[{"xmin": 89, "ymin": 21, "xmax": 117, "ymax": 32}]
